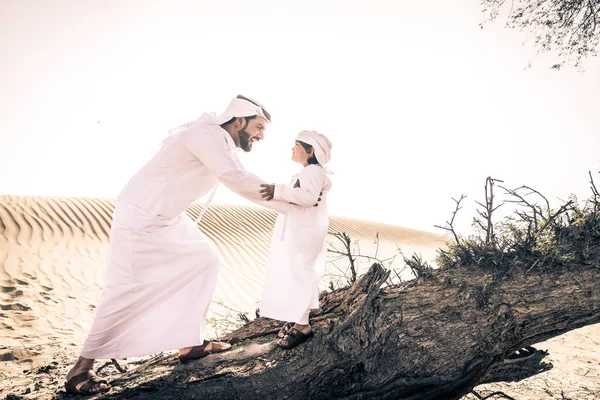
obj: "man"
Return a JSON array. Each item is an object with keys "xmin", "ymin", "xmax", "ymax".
[{"xmin": 64, "ymin": 95, "xmax": 302, "ymax": 395}]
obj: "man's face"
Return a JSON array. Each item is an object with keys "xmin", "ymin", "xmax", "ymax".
[{"xmin": 238, "ymin": 116, "xmax": 268, "ymax": 152}]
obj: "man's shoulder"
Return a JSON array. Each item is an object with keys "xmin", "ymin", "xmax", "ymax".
[
  {"xmin": 186, "ymin": 122, "xmax": 223, "ymax": 137},
  {"xmin": 181, "ymin": 123, "xmax": 228, "ymax": 145}
]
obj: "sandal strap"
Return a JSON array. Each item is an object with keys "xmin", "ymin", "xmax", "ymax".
[
  {"xmin": 278, "ymin": 322, "xmax": 294, "ymax": 337},
  {"xmin": 67, "ymin": 371, "xmax": 94, "ymax": 388},
  {"xmin": 280, "ymin": 328, "xmax": 314, "ymax": 349},
  {"xmin": 287, "ymin": 328, "xmax": 310, "ymax": 339},
  {"xmin": 89, "ymin": 375, "xmax": 108, "ymax": 384},
  {"xmin": 66, "ymin": 370, "xmax": 108, "ymax": 393}
]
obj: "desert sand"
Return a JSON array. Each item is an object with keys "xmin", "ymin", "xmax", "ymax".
[{"xmin": 0, "ymin": 195, "xmax": 598, "ymax": 399}]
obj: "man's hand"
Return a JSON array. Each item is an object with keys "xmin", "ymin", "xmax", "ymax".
[{"xmin": 260, "ymin": 184, "xmax": 275, "ymax": 200}]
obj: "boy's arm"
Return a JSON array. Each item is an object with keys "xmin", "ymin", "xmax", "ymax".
[{"xmin": 272, "ymin": 167, "xmax": 324, "ymax": 206}]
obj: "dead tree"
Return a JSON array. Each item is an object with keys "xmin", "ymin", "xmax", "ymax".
[
  {"xmin": 54, "ymin": 175, "xmax": 600, "ymax": 400},
  {"xmin": 100, "ymin": 257, "xmax": 599, "ymax": 400}
]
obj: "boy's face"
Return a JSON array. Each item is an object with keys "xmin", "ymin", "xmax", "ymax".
[{"xmin": 291, "ymin": 141, "xmax": 313, "ymax": 165}]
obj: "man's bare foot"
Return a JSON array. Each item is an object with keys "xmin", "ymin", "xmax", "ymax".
[{"xmin": 179, "ymin": 340, "xmax": 231, "ymax": 362}]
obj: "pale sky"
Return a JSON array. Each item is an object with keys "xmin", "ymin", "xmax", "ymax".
[{"xmin": 1, "ymin": 0, "xmax": 599, "ymax": 235}]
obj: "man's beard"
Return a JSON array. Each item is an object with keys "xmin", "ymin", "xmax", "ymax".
[{"xmin": 239, "ymin": 128, "xmax": 253, "ymax": 152}]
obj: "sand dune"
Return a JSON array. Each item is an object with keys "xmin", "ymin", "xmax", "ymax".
[{"xmin": 0, "ymin": 195, "xmax": 442, "ymax": 349}]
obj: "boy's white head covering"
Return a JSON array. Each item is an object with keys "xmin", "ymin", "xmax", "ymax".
[
  {"xmin": 167, "ymin": 95, "xmax": 270, "ymax": 136},
  {"xmin": 296, "ymin": 130, "xmax": 333, "ymax": 166}
]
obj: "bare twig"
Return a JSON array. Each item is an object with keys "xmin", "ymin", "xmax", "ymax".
[
  {"xmin": 434, "ymin": 194, "xmax": 467, "ymax": 245},
  {"xmin": 481, "ymin": 0, "xmax": 600, "ymax": 67},
  {"xmin": 111, "ymin": 359, "xmax": 127, "ymax": 373},
  {"xmin": 404, "ymin": 254, "xmax": 433, "ymax": 279},
  {"xmin": 538, "ymin": 200, "xmax": 575, "ymax": 234},
  {"xmin": 590, "ymin": 171, "xmax": 600, "ymax": 197},
  {"xmin": 331, "ymin": 233, "xmax": 357, "ymax": 283},
  {"xmin": 589, "ymin": 170, "xmax": 599, "ymax": 215},
  {"xmin": 96, "ymin": 359, "xmax": 127, "ymax": 374},
  {"xmin": 327, "ymin": 250, "xmax": 393, "ymax": 264},
  {"xmin": 470, "ymin": 389, "xmax": 517, "ymax": 400},
  {"xmin": 481, "ymin": 176, "xmax": 504, "ymax": 245},
  {"xmin": 238, "ymin": 312, "xmax": 250, "ymax": 324},
  {"xmin": 500, "ymin": 185, "xmax": 546, "ymax": 233}
]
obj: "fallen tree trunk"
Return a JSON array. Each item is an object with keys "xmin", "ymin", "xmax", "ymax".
[{"xmin": 106, "ymin": 259, "xmax": 600, "ymax": 400}]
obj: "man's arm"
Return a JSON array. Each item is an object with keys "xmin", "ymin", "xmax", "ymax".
[{"xmin": 182, "ymin": 127, "xmax": 290, "ymax": 214}]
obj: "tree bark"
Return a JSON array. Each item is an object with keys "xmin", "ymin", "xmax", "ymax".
[{"xmin": 107, "ymin": 260, "xmax": 600, "ymax": 400}]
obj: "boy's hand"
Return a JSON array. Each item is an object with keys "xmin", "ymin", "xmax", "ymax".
[{"xmin": 314, "ymin": 191, "xmax": 322, "ymax": 206}]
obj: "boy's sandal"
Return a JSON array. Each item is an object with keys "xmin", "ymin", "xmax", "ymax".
[
  {"xmin": 278, "ymin": 328, "xmax": 314, "ymax": 350},
  {"xmin": 277, "ymin": 322, "xmax": 294, "ymax": 338}
]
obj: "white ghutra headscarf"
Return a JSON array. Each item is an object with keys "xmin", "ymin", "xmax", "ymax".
[
  {"xmin": 296, "ymin": 130, "xmax": 333, "ymax": 173},
  {"xmin": 167, "ymin": 95, "xmax": 270, "ymax": 138}
]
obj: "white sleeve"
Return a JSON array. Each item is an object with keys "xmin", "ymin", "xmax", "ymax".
[
  {"xmin": 273, "ymin": 166, "xmax": 324, "ymax": 206},
  {"xmin": 182, "ymin": 127, "xmax": 290, "ymax": 214}
]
